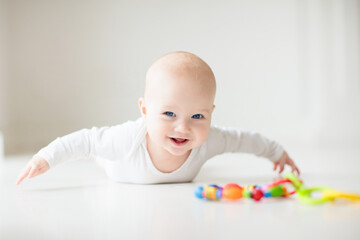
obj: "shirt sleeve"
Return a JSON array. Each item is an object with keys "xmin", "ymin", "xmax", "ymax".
[
  {"xmin": 204, "ymin": 125, "xmax": 284, "ymax": 162},
  {"xmin": 34, "ymin": 122, "xmax": 134, "ymax": 168}
]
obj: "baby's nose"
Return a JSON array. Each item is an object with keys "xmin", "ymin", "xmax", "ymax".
[{"xmin": 174, "ymin": 120, "xmax": 191, "ymax": 133}]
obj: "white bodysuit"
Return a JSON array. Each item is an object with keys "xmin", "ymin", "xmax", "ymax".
[{"xmin": 35, "ymin": 118, "xmax": 284, "ymax": 184}]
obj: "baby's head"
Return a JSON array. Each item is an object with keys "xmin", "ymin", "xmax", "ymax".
[{"xmin": 139, "ymin": 51, "xmax": 216, "ymax": 157}]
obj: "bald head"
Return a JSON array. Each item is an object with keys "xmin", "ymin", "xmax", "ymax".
[{"xmin": 144, "ymin": 51, "xmax": 216, "ymax": 103}]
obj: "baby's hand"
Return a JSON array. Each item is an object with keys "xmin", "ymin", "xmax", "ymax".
[
  {"xmin": 273, "ymin": 151, "xmax": 300, "ymax": 175},
  {"xmin": 16, "ymin": 156, "xmax": 50, "ymax": 185}
]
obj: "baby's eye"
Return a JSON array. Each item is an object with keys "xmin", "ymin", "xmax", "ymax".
[
  {"xmin": 192, "ymin": 114, "xmax": 204, "ymax": 119},
  {"xmin": 164, "ymin": 111, "xmax": 176, "ymax": 117}
]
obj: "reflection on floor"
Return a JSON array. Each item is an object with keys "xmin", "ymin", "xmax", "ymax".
[{"xmin": 1, "ymin": 145, "xmax": 360, "ymax": 240}]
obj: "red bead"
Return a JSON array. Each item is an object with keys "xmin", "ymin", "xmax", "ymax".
[{"xmin": 252, "ymin": 189, "xmax": 264, "ymax": 201}]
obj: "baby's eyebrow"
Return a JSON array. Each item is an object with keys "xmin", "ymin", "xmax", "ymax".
[
  {"xmin": 199, "ymin": 109, "xmax": 210, "ymax": 113},
  {"xmin": 160, "ymin": 105, "xmax": 177, "ymax": 111},
  {"xmin": 160, "ymin": 105, "xmax": 210, "ymax": 113}
]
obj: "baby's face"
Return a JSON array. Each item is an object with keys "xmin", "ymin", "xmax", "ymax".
[{"xmin": 140, "ymin": 52, "xmax": 216, "ymax": 157}]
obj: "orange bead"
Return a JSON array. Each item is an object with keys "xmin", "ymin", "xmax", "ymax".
[
  {"xmin": 223, "ymin": 187, "xmax": 243, "ymax": 200},
  {"xmin": 224, "ymin": 183, "xmax": 242, "ymax": 189}
]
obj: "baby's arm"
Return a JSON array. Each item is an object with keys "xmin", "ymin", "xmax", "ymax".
[
  {"xmin": 16, "ymin": 121, "xmax": 134, "ymax": 185},
  {"xmin": 16, "ymin": 155, "xmax": 49, "ymax": 185},
  {"xmin": 206, "ymin": 126, "xmax": 300, "ymax": 174},
  {"xmin": 16, "ymin": 125, "xmax": 121, "ymax": 185},
  {"xmin": 16, "ymin": 128, "xmax": 95, "ymax": 185}
]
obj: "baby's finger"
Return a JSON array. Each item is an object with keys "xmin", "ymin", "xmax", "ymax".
[
  {"xmin": 28, "ymin": 165, "xmax": 39, "ymax": 178},
  {"xmin": 16, "ymin": 165, "xmax": 31, "ymax": 185},
  {"xmin": 290, "ymin": 164, "xmax": 297, "ymax": 174},
  {"xmin": 287, "ymin": 160, "xmax": 300, "ymax": 175},
  {"xmin": 273, "ymin": 162, "xmax": 279, "ymax": 171},
  {"xmin": 278, "ymin": 163, "xmax": 285, "ymax": 174}
]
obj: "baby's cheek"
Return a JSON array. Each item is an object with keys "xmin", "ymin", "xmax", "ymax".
[
  {"xmin": 145, "ymin": 118, "xmax": 159, "ymax": 137},
  {"xmin": 148, "ymin": 124, "xmax": 161, "ymax": 138},
  {"xmin": 195, "ymin": 125, "xmax": 210, "ymax": 146},
  {"xmin": 147, "ymin": 119, "xmax": 168, "ymax": 140}
]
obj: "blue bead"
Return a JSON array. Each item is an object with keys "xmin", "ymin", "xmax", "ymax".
[
  {"xmin": 194, "ymin": 186, "xmax": 204, "ymax": 199},
  {"xmin": 216, "ymin": 188, "xmax": 223, "ymax": 199},
  {"xmin": 264, "ymin": 192, "xmax": 271, "ymax": 198}
]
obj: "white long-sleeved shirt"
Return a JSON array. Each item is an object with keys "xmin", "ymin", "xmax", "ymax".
[{"xmin": 35, "ymin": 118, "xmax": 284, "ymax": 184}]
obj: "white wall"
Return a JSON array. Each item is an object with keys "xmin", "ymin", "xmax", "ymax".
[
  {"xmin": 0, "ymin": 0, "xmax": 7, "ymax": 160},
  {"xmin": 2, "ymin": 0, "xmax": 360, "ymax": 155}
]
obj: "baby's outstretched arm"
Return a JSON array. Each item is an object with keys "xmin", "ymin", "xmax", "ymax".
[
  {"xmin": 273, "ymin": 151, "xmax": 300, "ymax": 175},
  {"xmin": 15, "ymin": 123, "xmax": 132, "ymax": 185},
  {"xmin": 206, "ymin": 126, "xmax": 301, "ymax": 175},
  {"xmin": 16, "ymin": 156, "xmax": 50, "ymax": 185}
]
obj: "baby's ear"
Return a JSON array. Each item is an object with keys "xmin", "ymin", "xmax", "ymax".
[{"xmin": 138, "ymin": 98, "xmax": 147, "ymax": 116}]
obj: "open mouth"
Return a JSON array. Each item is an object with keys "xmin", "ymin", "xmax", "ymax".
[{"xmin": 170, "ymin": 137, "xmax": 189, "ymax": 146}]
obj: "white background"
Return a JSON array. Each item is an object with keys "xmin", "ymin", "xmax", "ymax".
[
  {"xmin": 0, "ymin": 0, "xmax": 359, "ymax": 156},
  {"xmin": 1, "ymin": 2, "xmax": 360, "ymax": 239}
]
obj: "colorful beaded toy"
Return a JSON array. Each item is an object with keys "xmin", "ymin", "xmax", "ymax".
[{"xmin": 194, "ymin": 172, "xmax": 360, "ymax": 204}]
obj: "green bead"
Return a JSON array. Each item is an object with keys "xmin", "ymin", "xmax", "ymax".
[
  {"xmin": 243, "ymin": 191, "xmax": 251, "ymax": 198},
  {"xmin": 268, "ymin": 185, "xmax": 284, "ymax": 197}
]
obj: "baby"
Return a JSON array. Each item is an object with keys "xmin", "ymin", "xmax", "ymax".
[{"xmin": 16, "ymin": 51, "xmax": 300, "ymax": 185}]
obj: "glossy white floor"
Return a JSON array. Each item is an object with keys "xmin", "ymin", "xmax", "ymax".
[{"xmin": 1, "ymin": 144, "xmax": 360, "ymax": 240}]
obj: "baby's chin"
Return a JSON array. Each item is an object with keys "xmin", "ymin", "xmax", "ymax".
[
  {"xmin": 166, "ymin": 147, "xmax": 192, "ymax": 157},
  {"xmin": 165, "ymin": 141, "xmax": 205, "ymax": 157}
]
